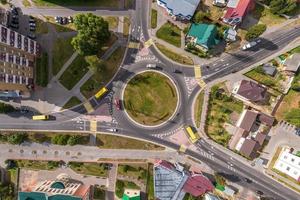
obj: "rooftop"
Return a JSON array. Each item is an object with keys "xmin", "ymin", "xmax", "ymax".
[
  {"xmin": 235, "ymin": 80, "xmax": 267, "ymax": 102},
  {"xmin": 284, "ymin": 53, "xmax": 300, "ymax": 72},
  {"xmin": 158, "ymin": 0, "xmax": 200, "ymax": 18},
  {"xmin": 236, "ymin": 109, "xmax": 258, "ymax": 132},
  {"xmin": 239, "ymin": 138, "xmax": 260, "ymax": 159}
]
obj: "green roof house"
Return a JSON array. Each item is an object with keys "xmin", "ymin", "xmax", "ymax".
[
  {"xmin": 122, "ymin": 189, "xmax": 140, "ymax": 200},
  {"xmin": 186, "ymin": 23, "xmax": 220, "ymax": 51}
]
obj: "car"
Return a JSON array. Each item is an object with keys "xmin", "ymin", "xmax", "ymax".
[
  {"xmin": 10, "ymin": 23, "xmax": 19, "ymax": 29},
  {"xmin": 146, "ymin": 64, "xmax": 156, "ymax": 69},
  {"xmin": 27, "ymin": 33, "xmax": 36, "ymax": 39},
  {"xmin": 68, "ymin": 16, "xmax": 73, "ymax": 23},
  {"xmin": 114, "ymin": 99, "xmax": 121, "ymax": 110},
  {"xmin": 29, "ymin": 22, "xmax": 36, "ymax": 27},
  {"xmin": 107, "ymin": 128, "xmax": 118, "ymax": 132},
  {"xmin": 242, "ymin": 39, "xmax": 261, "ymax": 50},
  {"xmin": 243, "ymin": 177, "xmax": 252, "ymax": 183},
  {"xmin": 29, "ymin": 26, "xmax": 35, "ymax": 31},
  {"xmin": 11, "ymin": 7, "xmax": 18, "ymax": 15},
  {"xmin": 256, "ymin": 190, "xmax": 264, "ymax": 196},
  {"xmin": 62, "ymin": 17, "xmax": 68, "ymax": 24},
  {"xmin": 29, "ymin": 17, "xmax": 35, "ymax": 23},
  {"xmin": 173, "ymin": 69, "xmax": 182, "ymax": 74},
  {"xmin": 295, "ymin": 129, "xmax": 300, "ymax": 136},
  {"xmin": 12, "ymin": 19, "xmax": 19, "ymax": 24}
]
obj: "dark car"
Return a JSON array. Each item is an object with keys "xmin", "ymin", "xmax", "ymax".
[
  {"xmin": 243, "ymin": 177, "xmax": 252, "ymax": 183},
  {"xmin": 27, "ymin": 33, "xmax": 36, "ymax": 39},
  {"xmin": 10, "ymin": 23, "xmax": 19, "ymax": 29},
  {"xmin": 256, "ymin": 190, "xmax": 264, "ymax": 196},
  {"xmin": 173, "ymin": 69, "xmax": 182, "ymax": 74},
  {"xmin": 29, "ymin": 26, "xmax": 35, "ymax": 31}
]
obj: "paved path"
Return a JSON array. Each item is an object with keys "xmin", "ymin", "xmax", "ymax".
[{"xmin": 107, "ymin": 163, "xmax": 118, "ymax": 200}]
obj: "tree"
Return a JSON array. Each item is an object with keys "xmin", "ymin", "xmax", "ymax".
[
  {"xmin": 51, "ymin": 134, "xmax": 70, "ymax": 145},
  {"xmin": 245, "ymin": 24, "xmax": 267, "ymax": 41},
  {"xmin": 214, "ymin": 173, "xmax": 226, "ymax": 186},
  {"xmin": 193, "ymin": 11, "xmax": 211, "ymax": 23},
  {"xmin": 7, "ymin": 133, "xmax": 27, "ymax": 145},
  {"xmin": 0, "ymin": 103, "xmax": 15, "ymax": 114},
  {"xmin": 85, "ymin": 55, "xmax": 106, "ymax": 73},
  {"xmin": 72, "ymin": 13, "xmax": 110, "ymax": 56},
  {"xmin": 270, "ymin": 0, "xmax": 297, "ymax": 15},
  {"xmin": 67, "ymin": 135, "xmax": 82, "ymax": 146}
]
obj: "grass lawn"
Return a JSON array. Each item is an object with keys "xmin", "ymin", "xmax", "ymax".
[
  {"xmin": 35, "ymin": 52, "xmax": 48, "ymax": 87},
  {"xmin": 156, "ymin": 22, "xmax": 181, "ymax": 47},
  {"xmin": 59, "ymin": 55, "xmax": 89, "ymax": 90},
  {"xmin": 52, "ymin": 37, "xmax": 74, "ymax": 75},
  {"xmin": 123, "ymin": 17, "xmax": 130, "ymax": 36},
  {"xmin": 62, "ymin": 96, "xmax": 81, "ymax": 109},
  {"xmin": 156, "ymin": 43, "xmax": 193, "ymax": 65},
  {"xmin": 151, "ymin": 9, "xmax": 158, "ymax": 29},
  {"xmin": 32, "ymin": 0, "xmax": 120, "ymax": 7},
  {"xmin": 104, "ymin": 16, "xmax": 119, "ymax": 30},
  {"xmin": 251, "ymin": 3, "xmax": 286, "ymax": 26},
  {"xmin": 115, "ymin": 180, "xmax": 140, "ymax": 198},
  {"xmin": 289, "ymin": 45, "xmax": 300, "ymax": 54},
  {"xmin": 205, "ymin": 84, "xmax": 244, "ymax": 146},
  {"xmin": 94, "ymin": 186, "xmax": 106, "ymax": 200},
  {"xmin": 81, "ymin": 46, "xmax": 125, "ymax": 98},
  {"xmin": 244, "ymin": 64, "xmax": 285, "ymax": 93},
  {"xmin": 14, "ymin": 160, "xmax": 59, "ymax": 170},
  {"xmin": 118, "ymin": 163, "xmax": 148, "ymax": 183},
  {"xmin": 35, "ymin": 17, "xmax": 48, "ymax": 34},
  {"xmin": 194, "ymin": 91, "xmax": 204, "ymax": 128},
  {"xmin": 69, "ymin": 162, "xmax": 109, "ymax": 177},
  {"xmin": 124, "ymin": 72, "xmax": 178, "ymax": 126},
  {"xmin": 22, "ymin": 0, "xmax": 31, "ymax": 7},
  {"xmin": 96, "ymin": 134, "xmax": 164, "ymax": 150}
]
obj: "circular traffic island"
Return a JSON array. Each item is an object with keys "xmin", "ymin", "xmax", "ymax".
[{"xmin": 123, "ymin": 71, "xmax": 178, "ymax": 126}]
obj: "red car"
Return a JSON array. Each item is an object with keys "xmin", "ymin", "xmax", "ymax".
[{"xmin": 114, "ymin": 99, "xmax": 121, "ymax": 110}]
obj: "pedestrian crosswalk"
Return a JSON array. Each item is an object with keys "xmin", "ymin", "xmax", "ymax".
[
  {"xmin": 90, "ymin": 120, "xmax": 97, "ymax": 132},
  {"xmin": 144, "ymin": 39, "xmax": 154, "ymax": 48},
  {"xmin": 128, "ymin": 42, "xmax": 140, "ymax": 49},
  {"xmin": 83, "ymin": 101, "xmax": 94, "ymax": 113},
  {"xmin": 194, "ymin": 65, "xmax": 207, "ymax": 88}
]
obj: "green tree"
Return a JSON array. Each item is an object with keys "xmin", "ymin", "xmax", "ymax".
[
  {"xmin": 7, "ymin": 133, "xmax": 27, "ymax": 145},
  {"xmin": 85, "ymin": 55, "xmax": 106, "ymax": 73},
  {"xmin": 51, "ymin": 134, "xmax": 70, "ymax": 145},
  {"xmin": 270, "ymin": 0, "xmax": 297, "ymax": 15},
  {"xmin": 72, "ymin": 13, "xmax": 110, "ymax": 56},
  {"xmin": 0, "ymin": 103, "xmax": 15, "ymax": 113},
  {"xmin": 214, "ymin": 173, "xmax": 226, "ymax": 186},
  {"xmin": 245, "ymin": 24, "xmax": 267, "ymax": 41},
  {"xmin": 67, "ymin": 135, "xmax": 82, "ymax": 146},
  {"xmin": 193, "ymin": 11, "xmax": 211, "ymax": 23}
]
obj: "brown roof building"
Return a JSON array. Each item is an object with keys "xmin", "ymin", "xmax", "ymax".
[
  {"xmin": 239, "ymin": 138, "xmax": 260, "ymax": 159},
  {"xmin": 236, "ymin": 109, "xmax": 258, "ymax": 132},
  {"xmin": 258, "ymin": 113, "xmax": 275, "ymax": 126},
  {"xmin": 228, "ymin": 127, "xmax": 248, "ymax": 150},
  {"xmin": 232, "ymin": 80, "xmax": 267, "ymax": 103},
  {"xmin": 255, "ymin": 132, "xmax": 267, "ymax": 146}
]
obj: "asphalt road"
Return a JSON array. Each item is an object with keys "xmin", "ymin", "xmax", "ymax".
[{"xmin": 0, "ymin": 0, "xmax": 300, "ymax": 199}]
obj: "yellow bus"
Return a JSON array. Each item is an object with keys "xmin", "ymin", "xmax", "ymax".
[
  {"xmin": 95, "ymin": 87, "xmax": 108, "ymax": 99},
  {"xmin": 32, "ymin": 115, "xmax": 49, "ymax": 120},
  {"xmin": 185, "ymin": 126, "xmax": 199, "ymax": 143}
]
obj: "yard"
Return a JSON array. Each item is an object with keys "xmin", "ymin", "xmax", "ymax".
[
  {"xmin": 205, "ymin": 84, "xmax": 244, "ymax": 146},
  {"xmin": 251, "ymin": 3, "xmax": 286, "ymax": 26},
  {"xmin": 52, "ymin": 37, "xmax": 74, "ymax": 75},
  {"xmin": 81, "ymin": 47, "xmax": 126, "ymax": 98},
  {"xmin": 13, "ymin": 160, "xmax": 60, "ymax": 170},
  {"xmin": 96, "ymin": 134, "xmax": 164, "ymax": 150},
  {"xmin": 118, "ymin": 163, "xmax": 148, "ymax": 183},
  {"xmin": 93, "ymin": 186, "xmax": 106, "ymax": 200},
  {"xmin": 69, "ymin": 162, "xmax": 109, "ymax": 177},
  {"xmin": 155, "ymin": 43, "xmax": 194, "ymax": 65},
  {"xmin": 156, "ymin": 22, "xmax": 182, "ymax": 47},
  {"xmin": 147, "ymin": 163, "xmax": 155, "ymax": 200},
  {"xmin": 194, "ymin": 91, "xmax": 204, "ymax": 128},
  {"xmin": 59, "ymin": 55, "xmax": 89, "ymax": 90},
  {"xmin": 35, "ymin": 52, "xmax": 48, "ymax": 87},
  {"xmin": 115, "ymin": 180, "xmax": 140, "ymax": 198},
  {"xmin": 32, "ymin": 0, "xmax": 120, "ymax": 7},
  {"xmin": 62, "ymin": 96, "xmax": 81, "ymax": 109}
]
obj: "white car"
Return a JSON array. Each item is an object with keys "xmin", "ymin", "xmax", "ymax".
[
  {"xmin": 242, "ymin": 39, "xmax": 261, "ymax": 50},
  {"xmin": 107, "ymin": 128, "xmax": 117, "ymax": 132},
  {"xmin": 146, "ymin": 64, "xmax": 156, "ymax": 69}
]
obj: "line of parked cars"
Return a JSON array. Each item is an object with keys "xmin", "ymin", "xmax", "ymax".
[
  {"xmin": 27, "ymin": 16, "xmax": 36, "ymax": 39},
  {"xmin": 54, "ymin": 16, "xmax": 73, "ymax": 25},
  {"xmin": 9, "ymin": 6, "xmax": 19, "ymax": 29}
]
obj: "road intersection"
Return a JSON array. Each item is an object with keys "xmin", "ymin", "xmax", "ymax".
[{"xmin": 1, "ymin": 0, "xmax": 300, "ymax": 199}]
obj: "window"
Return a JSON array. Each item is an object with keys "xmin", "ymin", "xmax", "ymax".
[
  {"xmin": 286, "ymin": 167, "xmax": 290, "ymax": 171},
  {"xmin": 291, "ymin": 158, "xmax": 295, "ymax": 162},
  {"xmin": 284, "ymin": 156, "xmax": 288, "ymax": 159}
]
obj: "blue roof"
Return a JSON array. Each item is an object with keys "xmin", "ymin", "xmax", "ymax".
[
  {"xmin": 18, "ymin": 192, "xmax": 82, "ymax": 200},
  {"xmin": 158, "ymin": 0, "xmax": 200, "ymax": 18}
]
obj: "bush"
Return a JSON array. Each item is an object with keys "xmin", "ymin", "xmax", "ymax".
[
  {"xmin": 270, "ymin": 0, "xmax": 297, "ymax": 15},
  {"xmin": 185, "ymin": 44, "xmax": 208, "ymax": 58},
  {"xmin": 245, "ymin": 24, "xmax": 267, "ymax": 41},
  {"xmin": 0, "ymin": 103, "xmax": 15, "ymax": 113},
  {"xmin": 193, "ymin": 11, "xmax": 211, "ymax": 23},
  {"xmin": 7, "ymin": 133, "xmax": 27, "ymax": 145},
  {"xmin": 67, "ymin": 135, "xmax": 82, "ymax": 146},
  {"xmin": 51, "ymin": 134, "xmax": 70, "ymax": 145}
]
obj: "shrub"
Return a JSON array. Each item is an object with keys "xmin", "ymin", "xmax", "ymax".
[
  {"xmin": 0, "ymin": 103, "xmax": 15, "ymax": 113},
  {"xmin": 245, "ymin": 24, "xmax": 267, "ymax": 41},
  {"xmin": 7, "ymin": 133, "xmax": 27, "ymax": 145},
  {"xmin": 67, "ymin": 135, "xmax": 82, "ymax": 146},
  {"xmin": 51, "ymin": 134, "xmax": 70, "ymax": 145}
]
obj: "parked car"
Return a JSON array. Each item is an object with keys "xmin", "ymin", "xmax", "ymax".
[
  {"xmin": 68, "ymin": 16, "xmax": 73, "ymax": 23},
  {"xmin": 146, "ymin": 64, "xmax": 156, "ymax": 69},
  {"xmin": 29, "ymin": 16, "xmax": 35, "ymax": 23},
  {"xmin": 295, "ymin": 129, "xmax": 300, "ymax": 136},
  {"xmin": 10, "ymin": 23, "xmax": 19, "ymax": 29},
  {"xmin": 27, "ymin": 32, "xmax": 36, "ymax": 39},
  {"xmin": 29, "ymin": 26, "xmax": 35, "ymax": 31},
  {"xmin": 11, "ymin": 7, "xmax": 18, "ymax": 15},
  {"xmin": 242, "ymin": 39, "xmax": 261, "ymax": 50},
  {"xmin": 114, "ymin": 99, "xmax": 121, "ymax": 110},
  {"xmin": 62, "ymin": 17, "xmax": 68, "ymax": 24}
]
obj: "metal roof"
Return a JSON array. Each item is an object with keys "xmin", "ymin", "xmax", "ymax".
[{"xmin": 158, "ymin": 0, "xmax": 200, "ymax": 18}]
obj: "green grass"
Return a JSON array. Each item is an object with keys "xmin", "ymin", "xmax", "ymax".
[
  {"xmin": 156, "ymin": 22, "xmax": 181, "ymax": 47},
  {"xmin": 62, "ymin": 96, "xmax": 81, "ymax": 109},
  {"xmin": 289, "ymin": 45, "xmax": 300, "ymax": 54},
  {"xmin": 151, "ymin": 9, "xmax": 158, "ymax": 29},
  {"xmin": 104, "ymin": 16, "xmax": 119, "ymax": 30},
  {"xmin": 194, "ymin": 91, "xmax": 204, "ymax": 128},
  {"xmin": 123, "ymin": 17, "xmax": 130, "ymax": 36},
  {"xmin": 14, "ymin": 160, "xmax": 59, "ymax": 170},
  {"xmin": 251, "ymin": 3, "xmax": 286, "ymax": 26},
  {"xmin": 205, "ymin": 84, "xmax": 244, "ymax": 146},
  {"xmin": 69, "ymin": 162, "xmax": 109, "ymax": 177},
  {"xmin": 124, "ymin": 72, "xmax": 178, "ymax": 126},
  {"xmin": 96, "ymin": 134, "xmax": 164, "ymax": 150},
  {"xmin": 36, "ymin": 52, "xmax": 48, "ymax": 87},
  {"xmin": 52, "ymin": 37, "xmax": 74, "ymax": 75},
  {"xmin": 118, "ymin": 164, "xmax": 148, "ymax": 183},
  {"xmin": 35, "ymin": 17, "xmax": 48, "ymax": 34},
  {"xmin": 115, "ymin": 180, "xmax": 140, "ymax": 198},
  {"xmin": 0, "ymin": 102, "xmax": 15, "ymax": 113},
  {"xmin": 22, "ymin": 0, "xmax": 31, "ymax": 7},
  {"xmin": 244, "ymin": 65, "xmax": 285, "ymax": 93},
  {"xmin": 156, "ymin": 43, "xmax": 193, "ymax": 65},
  {"xmin": 59, "ymin": 55, "xmax": 89, "ymax": 90},
  {"xmin": 94, "ymin": 186, "xmax": 106, "ymax": 200},
  {"xmin": 81, "ymin": 46, "xmax": 126, "ymax": 98},
  {"xmin": 32, "ymin": 0, "xmax": 120, "ymax": 7}
]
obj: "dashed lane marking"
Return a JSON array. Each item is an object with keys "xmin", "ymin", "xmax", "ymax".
[{"xmin": 83, "ymin": 101, "xmax": 94, "ymax": 113}]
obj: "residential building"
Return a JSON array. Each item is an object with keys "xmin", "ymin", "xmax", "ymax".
[
  {"xmin": 224, "ymin": 27, "xmax": 237, "ymax": 42},
  {"xmin": 274, "ymin": 148, "xmax": 300, "ymax": 182},
  {"xmin": 185, "ymin": 23, "xmax": 220, "ymax": 51},
  {"xmin": 232, "ymin": 80, "xmax": 267, "ymax": 104},
  {"xmin": 154, "ymin": 160, "xmax": 213, "ymax": 200},
  {"xmin": 262, "ymin": 63, "xmax": 277, "ymax": 77},
  {"xmin": 283, "ymin": 53, "xmax": 300, "ymax": 73},
  {"xmin": 223, "ymin": 0, "xmax": 255, "ymax": 25},
  {"xmin": 122, "ymin": 189, "xmax": 140, "ymax": 200},
  {"xmin": 0, "ymin": 24, "xmax": 39, "ymax": 98},
  {"xmin": 236, "ymin": 109, "xmax": 258, "ymax": 132},
  {"xmin": 213, "ymin": 0, "xmax": 227, "ymax": 7},
  {"xmin": 156, "ymin": 0, "xmax": 201, "ymax": 21},
  {"xmin": 18, "ymin": 173, "xmax": 91, "ymax": 200},
  {"xmin": 239, "ymin": 138, "xmax": 260, "ymax": 159}
]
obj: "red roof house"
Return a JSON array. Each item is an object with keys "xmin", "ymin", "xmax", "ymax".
[
  {"xmin": 223, "ymin": 0, "xmax": 255, "ymax": 25},
  {"xmin": 183, "ymin": 174, "xmax": 214, "ymax": 197}
]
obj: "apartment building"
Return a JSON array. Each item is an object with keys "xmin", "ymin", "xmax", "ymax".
[{"xmin": 0, "ymin": 24, "xmax": 39, "ymax": 98}]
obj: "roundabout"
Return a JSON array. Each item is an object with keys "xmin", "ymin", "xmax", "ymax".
[{"xmin": 123, "ymin": 71, "xmax": 179, "ymax": 126}]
